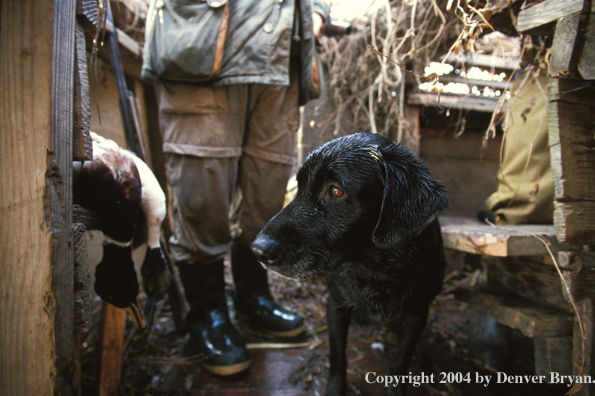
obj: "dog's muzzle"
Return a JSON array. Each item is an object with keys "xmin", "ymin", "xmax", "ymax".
[{"xmin": 251, "ymin": 234, "xmax": 282, "ymax": 267}]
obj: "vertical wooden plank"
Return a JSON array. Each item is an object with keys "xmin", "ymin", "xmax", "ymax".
[
  {"xmin": 401, "ymin": 104, "xmax": 420, "ymax": 156},
  {"xmin": 549, "ymin": 12, "xmax": 583, "ymax": 78},
  {"xmin": 74, "ymin": 223, "xmax": 93, "ymax": 333},
  {"xmin": 578, "ymin": 14, "xmax": 595, "ymax": 80},
  {"xmin": 534, "ymin": 336, "xmax": 573, "ymax": 376},
  {"xmin": 50, "ymin": 0, "xmax": 77, "ymax": 394},
  {"xmin": 98, "ymin": 302, "xmax": 127, "ymax": 396},
  {"xmin": 573, "ymin": 299, "xmax": 595, "ymax": 395},
  {"xmin": 0, "ymin": 0, "xmax": 75, "ymax": 394},
  {"xmin": 75, "ymin": 332, "xmax": 83, "ymax": 396},
  {"xmin": 73, "ymin": 22, "xmax": 92, "ymax": 161},
  {"xmin": 548, "ymin": 78, "xmax": 595, "ymax": 245},
  {"xmin": 548, "ymin": 79, "xmax": 595, "ymax": 201}
]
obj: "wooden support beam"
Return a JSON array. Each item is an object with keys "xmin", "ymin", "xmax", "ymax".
[
  {"xmin": 554, "ymin": 202, "xmax": 595, "ymax": 246},
  {"xmin": 1, "ymin": 1, "xmax": 56, "ymax": 394},
  {"xmin": 548, "ymin": 79, "xmax": 595, "ymax": 201},
  {"xmin": 549, "ymin": 11, "xmax": 584, "ymax": 79},
  {"xmin": 50, "ymin": 0, "xmax": 77, "ymax": 394},
  {"xmin": 578, "ymin": 14, "xmax": 595, "ymax": 80},
  {"xmin": 534, "ymin": 336, "xmax": 573, "ymax": 376},
  {"xmin": 73, "ymin": 223, "xmax": 93, "ymax": 333},
  {"xmin": 401, "ymin": 104, "xmax": 420, "ymax": 156},
  {"xmin": 438, "ymin": 75, "xmax": 512, "ymax": 91},
  {"xmin": 548, "ymin": 78, "xmax": 595, "ymax": 245},
  {"xmin": 492, "ymin": 304, "xmax": 573, "ymax": 338},
  {"xmin": 573, "ymin": 298, "xmax": 595, "ymax": 395},
  {"xmin": 73, "ymin": 22, "xmax": 93, "ymax": 161},
  {"xmin": 457, "ymin": 289, "xmax": 574, "ymax": 338},
  {"xmin": 98, "ymin": 302, "xmax": 127, "ymax": 396},
  {"xmin": 440, "ymin": 217, "xmax": 579, "ymax": 257},
  {"xmin": 408, "ymin": 92, "xmax": 503, "ymax": 113},
  {"xmin": 1, "ymin": 0, "xmax": 76, "ymax": 394},
  {"xmin": 483, "ymin": 256, "xmax": 573, "ymax": 312},
  {"xmin": 559, "ymin": 252, "xmax": 595, "ymax": 304},
  {"xmin": 104, "ymin": 19, "xmax": 141, "ymax": 58},
  {"xmin": 516, "ymin": 0, "xmax": 584, "ymax": 35},
  {"xmin": 440, "ymin": 52, "xmax": 521, "ymax": 70}
]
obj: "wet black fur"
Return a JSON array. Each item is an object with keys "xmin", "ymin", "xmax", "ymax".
[{"xmin": 251, "ymin": 132, "xmax": 448, "ymax": 396}]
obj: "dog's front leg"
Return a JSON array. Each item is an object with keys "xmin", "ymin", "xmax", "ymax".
[
  {"xmin": 387, "ymin": 307, "xmax": 429, "ymax": 396},
  {"xmin": 325, "ymin": 293, "xmax": 352, "ymax": 396}
]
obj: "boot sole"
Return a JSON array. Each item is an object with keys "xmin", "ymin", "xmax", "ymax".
[
  {"xmin": 201, "ymin": 359, "xmax": 251, "ymax": 376},
  {"xmin": 235, "ymin": 310, "xmax": 306, "ymax": 338}
]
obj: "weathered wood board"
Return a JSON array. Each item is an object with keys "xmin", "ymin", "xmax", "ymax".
[
  {"xmin": 516, "ymin": 0, "xmax": 584, "ymax": 35},
  {"xmin": 559, "ymin": 251, "xmax": 595, "ymax": 303},
  {"xmin": 457, "ymin": 290, "xmax": 574, "ymax": 338},
  {"xmin": 549, "ymin": 12, "xmax": 583, "ymax": 78},
  {"xmin": 534, "ymin": 336, "xmax": 573, "ymax": 376},
  {"xmin": 98, "ymin": 302, "xmax": 127, "ymax": 396},
  {"xmin": 1, "ymin": 1, "xmax": 56, "ymax": 394},
  {"xmin": 408, "ymin": 93, "xmax": 502, "ymax": 113},
  {"xmin": 1, "ymin": 0, "xmax": 76, "ymax": 394},
  {"xmin": 572, "ymin": 298, "xmax": 595, "ymax": 394},
  {"xmin": 73, "ymin": 22, "xmax": 93, "ymax": 161},
  {"xmin": 578, "ymin": 13, "xmax": 595, "ymax": 80},
  {"xmin": 548, "ymin": 79, "xmax": 595, "ymax": 201},
  {"xmin": 548, "ymin": 78, "xmax": 595, "ymax": 245},
  {"xmin": 483, "ymin": 256, "xmax": 573, "ymax": 311},
  {"xmin": 440, "ymin": 217, "xmax": 577, "ymax": 257},
  {"xmin": 74, "ymin": 223, "xmax": 93, "ymax": 333},
  {"xmin": 554, "ymin": 202, "xmax": 595, "ymax": 246}
]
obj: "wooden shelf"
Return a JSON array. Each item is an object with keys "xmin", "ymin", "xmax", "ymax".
[
  {"xmin": 408, "ymin": 93, "xmax": 503, "ymax": 113},
  {"xmin": 440, "ymin": 52, "xmax": 521, "ymax": 70},
  {"xmin": 439, "ymin": 216, "xmax": 580, "ymax": 257}
]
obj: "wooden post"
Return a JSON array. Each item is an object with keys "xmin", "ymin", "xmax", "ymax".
[
  {"xmin": 1, "ymin": 0, "xmax": 76, "ymax": 394},
  {"xmin": 573, "ymin": 299, "xmax": 595, "ymax": 394},
  {"xmin": 546, "ymin": 8, "xmax": 595, "ymax": 391},
  {"xmin": 548, "ymin": 78, "xmax": 595, "ymax": 245},
  {"xmin": 402, "ymin": 104, "xmax": 420, "ymax": 156},
  {"xmin": 98, "ymin": 303, "xmax": 127, "ymax": 396}
]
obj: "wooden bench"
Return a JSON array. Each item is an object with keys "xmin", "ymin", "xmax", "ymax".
[
  {"xmin": 435, "ymin": 1, "xmax": 595, "ymax": 392},
  {"xmin": 440, "ymin": 216, "xmax": 594, "ymax": 385}
]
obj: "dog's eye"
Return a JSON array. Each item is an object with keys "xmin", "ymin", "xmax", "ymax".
[{"xmin": 330, "ymin": 186, "xmax": 344, "ymax": 198}]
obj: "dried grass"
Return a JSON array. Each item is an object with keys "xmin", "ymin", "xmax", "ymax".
[{"xmin": 320, "ymin": 0, "xmax": 516, "ymax": 143}]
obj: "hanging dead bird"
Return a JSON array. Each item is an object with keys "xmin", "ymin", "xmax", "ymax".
[
  {"xmin": 131, "ymin": 147, "xmax": 169, "ymax": 329},
  {"xmin": 73, "ymin": 132, "xmax": 168, "ymax": 331}
]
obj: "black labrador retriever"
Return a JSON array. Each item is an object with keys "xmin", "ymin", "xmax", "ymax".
[{"xmin": 251, "ymin": 132, "xmax": 448, "ymax": 396}]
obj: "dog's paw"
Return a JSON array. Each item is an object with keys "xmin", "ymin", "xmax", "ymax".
[{"xmin": 325, "ymin": 376, "xmax": 347, "ymax": 396}]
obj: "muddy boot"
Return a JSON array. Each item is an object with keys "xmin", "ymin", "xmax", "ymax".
[
  {"xmin": 177, "ymin": 259, "xmax": 250, "ymax": 375},
  {"xmin": 231, "ymin": 244, "xmax": 305, "ymax": 338}
]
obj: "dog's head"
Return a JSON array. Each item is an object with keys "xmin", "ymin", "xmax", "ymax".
[{"xmin": 251, "ymin": 132, "xmax": 448, "ymax": 279}]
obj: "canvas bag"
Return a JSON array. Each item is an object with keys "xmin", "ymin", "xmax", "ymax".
[{"xmin": 141, "ymin": 0, "xmax": 229, "ymax": 82}]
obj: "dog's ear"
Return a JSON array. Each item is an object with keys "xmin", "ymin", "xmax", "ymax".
[{"xmin": 372, "ymin": 144, "xmax": 448, "ymax": 249}]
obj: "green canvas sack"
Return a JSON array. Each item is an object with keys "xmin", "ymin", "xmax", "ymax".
[{"xmin": 141, "ymin": 0, "xmax": 229, "ymax": 82}]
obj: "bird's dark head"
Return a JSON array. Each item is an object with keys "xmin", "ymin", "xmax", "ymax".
[{"xmin": 95, "ymin": 242, "xmax": 145, "ymax": 330}]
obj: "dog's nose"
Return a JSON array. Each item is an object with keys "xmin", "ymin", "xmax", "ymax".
[{"xmin": 251, "ymin": 235, "xmax": 281, "ymax": 266}]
